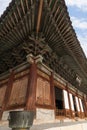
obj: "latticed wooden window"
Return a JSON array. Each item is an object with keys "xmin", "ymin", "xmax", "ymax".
[{"xmin": 36, "ymin": 77, "xmax": 50, "ymax": 105}]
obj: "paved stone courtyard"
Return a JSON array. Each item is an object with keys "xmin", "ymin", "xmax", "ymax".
[{"xmin": 0, "ymin": 120, "xmax": 87, "ymax": 130}]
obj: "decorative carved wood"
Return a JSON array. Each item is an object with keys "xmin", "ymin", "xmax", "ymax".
[
  {"xmin": 0, "ymin": 0, "xmax": 87, "ymax": 120},
  {"xmin": 0, "ymin": 0, "xmax": 87, "ymax": 95}
]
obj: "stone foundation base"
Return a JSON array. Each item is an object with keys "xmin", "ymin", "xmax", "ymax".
[
  {"xmin": 36, "ymin": 108, "xmax": 55, "ymax": 121},
  {"xmin": 2, "ymin": 109, "xmax": 24, "ymax": 121}
]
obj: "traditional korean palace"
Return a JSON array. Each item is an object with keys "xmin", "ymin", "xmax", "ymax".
[{"xmin": 0, "ymin": 0, "xmax": 87, "ymax": 130}]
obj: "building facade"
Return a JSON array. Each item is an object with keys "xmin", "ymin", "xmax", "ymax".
[{"xmin": 0, "ymin": 0, "xmax": 87, "ymax": 125}]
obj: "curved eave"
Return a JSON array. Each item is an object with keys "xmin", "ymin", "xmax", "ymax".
[
  {"xmin": 0, "ymin": 0, "xmax": 86, "ymax": 69},
  {"xmin": 0, "ymin": 0, "xmax": 87, "ymax": 91}
]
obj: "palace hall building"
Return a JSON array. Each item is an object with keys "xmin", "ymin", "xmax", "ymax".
[{"xmin": 0, "ymin": 0, "xmax": 87, "ymax": 130}]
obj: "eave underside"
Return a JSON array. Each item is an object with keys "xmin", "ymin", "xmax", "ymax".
[{"xmin": 0, "ymin": 0, "xmax": 87, "ymax": 93}]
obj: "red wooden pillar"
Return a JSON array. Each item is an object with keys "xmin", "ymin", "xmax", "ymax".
[
  {"xmin": 76, "ymin": 91, "xmax": 82, "ymax": 118},
  {"xmin": 25, "ymin": 61, "xmax": 37, "ymax": 111},
  {"xmin": 50, "ymin": 72, "xmax": 55, "ymax": 109},
  {"xmin": 0, "ymin": 71, "xmax": 14, "ymax": 119},
  {"xmin": 66, "ymin": 85, "xmax": 72, "ymax": 118},
  {"xmin": 83, "ymin": 96, "xmax": 87, "ymax": 117},
  {"xmin": 78, "ymin": 97, "xmax": 82, "ymax": 118},
  {"xmin": 85, "ymin": 96, "xmax": 87, "ymax": 117},
  {"xmin": 76, "ymin": 91, "xmax": 81, "ymax": 118}
]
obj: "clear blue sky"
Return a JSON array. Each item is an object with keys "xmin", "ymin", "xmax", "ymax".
[{"xmin": 0, "ymin": 0, "xmax": 87, "ymax": 57}]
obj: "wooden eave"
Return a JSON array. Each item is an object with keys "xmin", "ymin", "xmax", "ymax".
[{"xmin": 0, "ymin": 0, "xmax": 87, "ymax": 92}]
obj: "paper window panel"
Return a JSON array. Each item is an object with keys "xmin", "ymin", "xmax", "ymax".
[
  {"xmin": 63, "ymin": 90, "xmax": 69, "ymax": 109},
  {"xmin": 79, "ymin": 98, "xmax": 84, "ymax": 112},
  {"xmin": 69, "ymin": 93, "xmax": 74, "ymax": 111},
  {"xmin": 75, "ymin": 96, "xmax": 80, "ymax": 112}
]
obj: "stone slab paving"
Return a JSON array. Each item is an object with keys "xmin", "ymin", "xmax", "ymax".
[{"xmin": 0, "ymin": 121, "xmax": 87, "ymax": 130}]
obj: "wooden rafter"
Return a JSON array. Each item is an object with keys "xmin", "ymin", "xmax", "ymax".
[{"xmin": 0, "ymin": 0, "xmax": 87, "ymax": 94}]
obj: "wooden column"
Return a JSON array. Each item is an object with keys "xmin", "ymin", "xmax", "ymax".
[
  {"xmin": 83, "ymin": 95, "xmax": 87, "ymax": 117},
  {"xmin": 74, "ymin": 94, "xmax": 78, "ymax": 117},
  {"xmin": 25, "ymin": 61, "xmax": 37, "ymax": 111},
  {"xmin": 85, "ymin": 97, "xmax": 87, "ymax": 117},
  {"xmin": 79, "ymin": 97, "xmax": 85, "ymax": 118},
  {"xmin": 66, "ymin": 85, "xmax": 72, "ymax": 118},
  {"xmin": 75, "ymin": 91, "xmax": 81, "ymax": 118},
  {"xmin": 50, "ymin": 72, "xmax": 55, "ymax": 109},
  {"xmin": 0, "ymin": 71, "xmax": 14, "ymax": 119},
  {"xmin": 78, "ymin": 98, "xmax": 82, "ymax": 118},
  {"xmin": 77, "ymin": 91, "xmax": 82, "ymax": 118}
]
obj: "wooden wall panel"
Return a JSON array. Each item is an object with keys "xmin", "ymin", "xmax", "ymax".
[
  {"xmin": 36, "ymin": 77, "xmax": 50, "ymax": 105},
  {"xmin": 0, "ymin": 85, "xmax": 7, "ymax": 107},
  {"xmin": 8, "ymin": 76, "xmax": 28, "ymax": 106}
]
